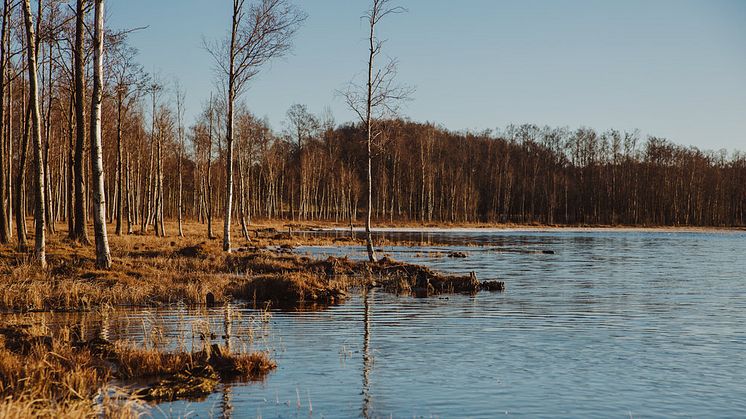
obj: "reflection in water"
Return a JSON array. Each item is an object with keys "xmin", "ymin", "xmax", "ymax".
[
  {"xmin": 362, "ymin": 289, "xmax": 372, "ymax": 418},
  {"xmin": 221, "ymin": 305, "xmax": 235, "ymax": 418},
  {"xmin": 100, "ymin": 309, "xmax": 110, "ymax": 341},
  {"xmin": 221, "ymin": 385, "xmax": 233, "ymax": 418},
  {"xmin": 224, "ymin": 304, "xmax": 233, "ymax": 352}
]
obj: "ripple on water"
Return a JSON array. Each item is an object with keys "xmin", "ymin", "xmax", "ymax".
[{"xmin": 16, "ymin": 230, "xmax": 746, "ymax": 417}]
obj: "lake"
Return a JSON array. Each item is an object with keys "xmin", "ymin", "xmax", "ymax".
[{"xmin": 35, "ymin": 229, "xmax": 746, "ymax": 417}]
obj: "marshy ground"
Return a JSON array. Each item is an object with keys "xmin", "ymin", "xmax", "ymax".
[{"xmin": 0, "ymin": 219, "xmax": 504, "ymax": 417}]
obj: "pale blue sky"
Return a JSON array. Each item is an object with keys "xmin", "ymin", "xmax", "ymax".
[{"xmin": 108, "ymin": 0, "xmax": 746, "ymax": 151}]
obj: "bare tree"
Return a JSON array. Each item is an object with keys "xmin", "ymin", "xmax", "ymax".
[
  {"xmin": 341, "ymin": 0, "xmax": 413, "ymax": 262},
  {"xmin": 109, "ymin": 37, "xmax": 145, "ymax": 235},
  {"xmin": 174, "ymin": 80, "xmax": 185, "ymax": 237},
  {"xmin": 206, "ymin": 95, "xmax": 216, "ymax": 238},
  {"xmin": 72, "ymin": 0, "xmax": 88, "ymax": 243},
  {"xmin": 89, "ymin": 0, "xmax": 110, "ymax": 268},
  {"xmin": 206, "ymin": 0, "xmax": 306, "ymax": 252},
  {"xmin": 0, "ymin": 0, "xmax": 10, "ymax": 244},
  {"xmin": 141, "ymin": 78, "xmax": 162, "ymax": 234},
  {"xmin": 21, "ymin": 0, "xmax": 46, "ymax": 267},
  {"xmin": 285, "ymin": 103, "xmax": 317, "ymax": 220}
]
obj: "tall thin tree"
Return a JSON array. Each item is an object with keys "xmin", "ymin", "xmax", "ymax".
[
  {"xmin": 0, "ymin": 0, "xmax": 10, "ymax": 244},
  {"xmin": 175, "ymin": 80, "xmax": 185, "ymax": 237},
  {"xmin": 89, "ymin": 0, "xmax": 110, "ymax": 268},
  {"xmin": 21, "ymin": 0, "xmax": 46, "ymax": 267},
  {"xmin": 206, "ymin": 0, "xmax": 306, "ymax": 252},
  {"xmin": 72, "ymin": 0, "xmax": 88, "ymax": 243},
  {"xmin": 342, "ymin": 0, "xmax": 413, "ymax": 262}
]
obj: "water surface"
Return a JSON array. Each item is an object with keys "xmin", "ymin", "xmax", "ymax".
[{"xmin": 32, "ymin": 230, "xmax": 746, "ymax": 417}]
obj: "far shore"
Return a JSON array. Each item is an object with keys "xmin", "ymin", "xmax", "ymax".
[{"xmin": 257, "ymin": 219, "xmax": 745, "ymax": 234}]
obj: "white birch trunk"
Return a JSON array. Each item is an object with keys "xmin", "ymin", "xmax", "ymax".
[
  {"xmin": 21, "ymin": 0, "xmax": 45, "ymax": 267},
  {"xmin": 89, "ymin": 0, "xmax": 111, "ymax": 268}
]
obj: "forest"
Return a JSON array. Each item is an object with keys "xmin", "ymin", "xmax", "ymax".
[{"xmin": 0, "ymin": 0, "xmax": 743, "ymax": 268}]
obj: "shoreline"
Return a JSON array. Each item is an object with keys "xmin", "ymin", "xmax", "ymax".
[
  {"xmin": 321, "ymin": 225, "xmax": 745, "ymax": 234},
  {"xmin": 250, "ymin": 219, "xmax": 745, "ymax": 234}
]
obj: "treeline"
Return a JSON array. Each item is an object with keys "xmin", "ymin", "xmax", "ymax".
[
  {"xmin": 183, "ymin": 116, "xmax": 745, "ymax": 227},
  {"xmin": 0, "ymin": 0, "xmax": 743, "ymax": 268}
]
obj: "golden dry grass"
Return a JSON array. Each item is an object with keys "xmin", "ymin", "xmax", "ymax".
[
  {"xmin": 0, "ymin": 218, "xmax": 502, "ymax": 312},
  {"xmin": 0, "ymin": 313, "xmax": 276, "ymax": 417},
  {"xmin": 0, "ymin": 321, "xmax": 142, "ymax": 418}
]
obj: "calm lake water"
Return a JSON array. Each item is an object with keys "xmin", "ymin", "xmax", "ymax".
[{"xmin": 37, "ymin": 230, "xmax": 746, "ymax": 417}]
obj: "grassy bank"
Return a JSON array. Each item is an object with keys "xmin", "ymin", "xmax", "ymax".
[
  {"xmin": 0, "ymin": 314, "xmax": 274, "ymax": 418},
  {"xmin": 0, "ymin": 220, "xmax": 502, "ymax": 312}
]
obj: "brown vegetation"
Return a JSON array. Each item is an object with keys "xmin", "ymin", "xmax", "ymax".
[
  {"xmin": 0, "ymin": 219, "xmax": 503, "ymax": 312},
  {"xmin": 0, "ymin": 321, "xmax": 135, "ymax": 418},
  {"xmin": 0, "ymin": 315, "xmax": 275, "ymax": 417}
]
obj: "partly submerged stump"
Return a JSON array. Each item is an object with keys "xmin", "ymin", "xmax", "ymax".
[
  {"xmin": 206, "ymin": 292, "xmax": 216, "ymax": 307},
  {"xmin": 471, "ymin": 270, "xmax": 506, "ymax": 292}
]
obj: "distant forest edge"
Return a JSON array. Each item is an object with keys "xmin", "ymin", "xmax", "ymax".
[
  {"xmin": 13, "ymin": 100, "xmax": 746, "ymax": 230},
  {"xmin": 24, "ymin": 104, "xmax": 746, "ymax": 229},
  {"xmin": 185, "ymin": 118, "xmax": 745, "ymax": 227}
]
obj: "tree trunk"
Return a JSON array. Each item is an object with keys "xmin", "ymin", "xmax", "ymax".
[
  {"xmin": 73, "ymin": 0, "xmax": 88, "ymax": 243},
  {"xmin": 364, "ymin": 12, "xmax": 377, "ymax": 262},
  {"xmin": 223, "ymin": 11, "xmax": 238, "ymax": 253},
  {"xmin": 223, "ymin": 88, "xmax": 234, "ymax": 251},
  {"xmin": 21, "ymin": 0, "xmax": 46, "ymax": 267},
  {"xmin": 115, "ymin": 93, "xmax": 123, "ymax": 235},
  {"xmin": 176, "ymin": 89, "xmax": 184, "ymax": 237},
  {"xmin": 177, "ymin": 145, "xmax": 183, "ymax": 237},
  {"xmin": 43, "ymin": 20, "xmax": 54, "ymax": 235},
  {"xmin": 207, "ymin": 105, "xmax": 215, "ymax": 239},
  {"xmin": 126, "ymin": 151, "xmax": 133, "ymax": 234},
  {"xmin": 0, "ymin": 0, "xmax": 9, "ymax": 244},
  {"xmin": 237, "ymin": 143, "xmax": 249, "ymax": 241},
  {"xmin": 89, "ymin": 0, "xmax": 111, "ymax": 269},
  {"xmin": 5, "ymin": 55, "xmax": 11, "ymax": 237},
  {"xmin": 66, "ymin": 91, "xmax": 74, "ymax": 237},
  {"xmin": 157, "ymin": 126, "xmax": 165, "ymax": 237},
  {"xmin": 16, "ymin": 76, "xmax": 30, "ymax": 249}
]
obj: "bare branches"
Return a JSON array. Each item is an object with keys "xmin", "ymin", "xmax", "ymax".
[
  {"xmin": 342, "ymin": 58, "xmax": 414, "ymax": 125},
  {"xmin": 340, "ymin": 0, "xmax": 413, "ymax": 127},
  {"xmin": 106, "ymin": 33, "xmax": 147, "ymax": 104},
  {"xmin": 339, "ymin": 0, "xmax": 413, "ymax": 262},
  {"xmin": 365, "ymin": 0, "xmax": 406, "ymax": 27},
  {"xmin": 285, "ymin": 103, "xmax": 319, "ymax": 150},
  {"xmin": 205, "ymin": 0, "xmax": 306, "ymax": 98}
]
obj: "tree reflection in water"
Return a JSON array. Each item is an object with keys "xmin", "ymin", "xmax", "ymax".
[{"xmin": 362, "ymin": 288, "xmax": 373, "ymax": 418}]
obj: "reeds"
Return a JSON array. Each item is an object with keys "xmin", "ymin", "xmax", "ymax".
[{"xmin": 0, "ymin": 309, "xmax": 277, "ymax": 417}]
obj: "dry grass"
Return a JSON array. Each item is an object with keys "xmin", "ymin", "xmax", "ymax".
[
  {"xmin": 0, "ymin": 321, "xmax": 145, "ymax": 418},
  {"xmin": 113, "ymin": 341, "xmax": 275, "ymax": 381},
  {"xmin": 0, "ymin": 312, "xmax": 276, "ymax": 417},
  {"xmin": 0, "ymin": 219, "xmax": 502, "ymax": 312}
]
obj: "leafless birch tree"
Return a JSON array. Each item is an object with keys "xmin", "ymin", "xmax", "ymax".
[
  {"xmin": 285, "ymin": 103, "xmax": 317, "ymax": 221},
  {"xmin": 0, "ymin": 0, "xmax": 10, "ymax": 244},
  {"xmin": 342, "ymin": 0, "xmax": 413, "ymax": 262},
  {"xmin": 109, "ymin": 38, "xmax": 145, "ymax": 235},
  {"xmin": 21, "ymin": 0, "xmax": 46, "ymax": 267},
  {"xmin": 206, "ymin": 0, "xmax": 305, "ymax": 252},
  {"xmin": 89, "ymin": 0, "xmax": 110, "ymax": 268},
  {"xmin": 72, "ymin": 0, "xmax": 88, "ymax": 243},
  {"xmin": 174, "ymin": 80, "xmax": 185, "ymax": 237}
]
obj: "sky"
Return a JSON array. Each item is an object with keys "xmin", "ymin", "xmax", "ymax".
[{"xmin": 108, "ymin": 0, "xmax": 746, "ymax": 152}]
